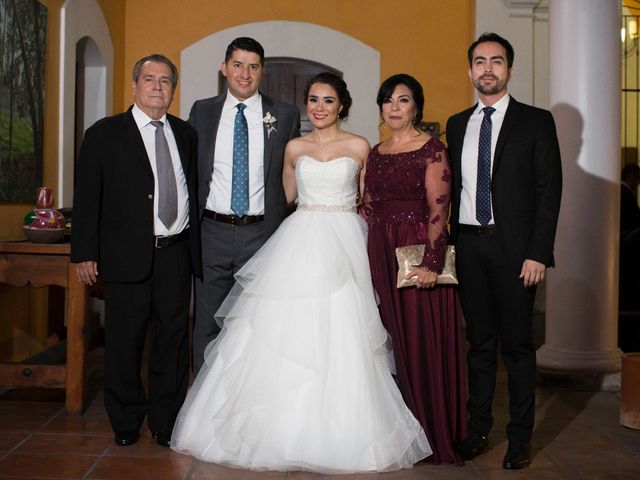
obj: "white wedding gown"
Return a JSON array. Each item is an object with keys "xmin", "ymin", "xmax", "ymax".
[{"xmin": 171, "ymin": 156, "xmax": 431, "ymax": 473}]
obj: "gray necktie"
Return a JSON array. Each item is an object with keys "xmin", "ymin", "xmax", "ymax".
[{"xmin": 150, "ymin": 120, "xmax": 177, "ymax": 229}]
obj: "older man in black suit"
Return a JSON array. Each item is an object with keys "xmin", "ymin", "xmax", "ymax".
[
  {"xmin": 72, "ymin": 54, "xmax": 201, "ymax": 447},
  {"xmin": 189, "ymin": 37, "xmax": 300, "ymax": 375},
  {"xmin": 446, "ymin": 33, "xmax": 562, "ymax": 469}
]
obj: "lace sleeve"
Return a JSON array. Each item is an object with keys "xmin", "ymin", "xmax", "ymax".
[
  {"xmin": 359, "ymin": 152, "xmax": 374, "ymax": 220},
  {"xmin": 420, "ymin": 146, "xmax": 451, "ymax": 272}
]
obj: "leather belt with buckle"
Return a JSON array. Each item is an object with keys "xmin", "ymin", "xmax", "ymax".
[
  {"xmin": 155, "ymin": 229, "xmax": 189, "ymax": 248},
  {"xmin": 203, "ymin": 210, "xmax": 264, "ymax": 226},
  {"xmin": 459, "ymin": 224, "xmax": 497, "ymax": 237}
]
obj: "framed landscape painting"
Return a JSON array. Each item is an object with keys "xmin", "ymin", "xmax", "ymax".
[{"xmin": 0, "ymin": 0, "xmax": 47, "ymax": 202}]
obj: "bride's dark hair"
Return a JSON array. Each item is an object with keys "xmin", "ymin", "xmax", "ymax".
[{"xmin": 303, "ymin": 72, "xmax": 352, "ymax": 119}]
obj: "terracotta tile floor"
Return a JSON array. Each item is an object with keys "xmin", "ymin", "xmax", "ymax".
[{"xmin": 1, "ymin": 348, "xmax": 639, "ymax": 479}]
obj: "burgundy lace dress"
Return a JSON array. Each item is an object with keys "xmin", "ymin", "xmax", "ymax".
[{"xmin": 363, "ymin": 138, "xmax": 467, "ymax": 465}]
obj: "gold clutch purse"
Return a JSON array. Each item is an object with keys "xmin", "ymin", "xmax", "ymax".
[{"xmin": 395, "ymin": 244, "xmax": 458, "ymax": 288}]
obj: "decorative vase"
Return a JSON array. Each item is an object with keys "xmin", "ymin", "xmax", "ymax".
[{"xmin": 23, "ymin": 187, "xmax": 66, "ymax": 243}]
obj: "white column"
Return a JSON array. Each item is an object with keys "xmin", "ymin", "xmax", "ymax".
[{"xmin": 538, "ymin": 0, "xmax": 622, "ymax": 373}]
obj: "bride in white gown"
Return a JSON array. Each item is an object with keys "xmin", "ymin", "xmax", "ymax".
[{"xmin": 171, "ymin": 73, "xmax": 431, "ymax": 473}]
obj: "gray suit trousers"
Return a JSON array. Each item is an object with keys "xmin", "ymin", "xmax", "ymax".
[{"xmin": 192, "ymin": 216, "xmax": 266, "ymax": 375}]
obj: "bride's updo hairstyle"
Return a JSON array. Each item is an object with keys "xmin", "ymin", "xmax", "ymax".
[
  {"xmin": 303, "ymin": 72, "xmax": 352, "ymax": 119},
  {"xmin": 376, "ymin": 73, "xmax": 424, "ymax": 125}
]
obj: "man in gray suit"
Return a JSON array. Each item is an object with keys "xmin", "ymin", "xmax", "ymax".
[{"xmin": 190, "ymin": 37, "xmax": 300, "ymax": 374}]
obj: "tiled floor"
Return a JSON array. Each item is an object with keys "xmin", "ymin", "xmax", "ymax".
[{"xmin": 1, "ymin": 348, "xmax": 640, "ymax": 479}]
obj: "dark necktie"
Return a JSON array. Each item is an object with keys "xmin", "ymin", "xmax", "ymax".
[
  {"xmin": 150, "ymin": 120, "xmax": 177, "ymax": 229},
  {"xmin": 476, "ymin": 106, "xmax": 495, "ymax": 226},
  {"xmin": 231, "ymin": 103, "xmax": 249, "ymax": 216}
]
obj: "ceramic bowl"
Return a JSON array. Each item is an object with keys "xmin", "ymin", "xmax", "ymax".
[{"xmin": 23, "ymin": 226, "xmax": 65, "ymax": 244}]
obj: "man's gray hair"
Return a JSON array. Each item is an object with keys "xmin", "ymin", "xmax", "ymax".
[{"xmin": 132, "ymin": 54, "xmax": 178, "ymax": 89}]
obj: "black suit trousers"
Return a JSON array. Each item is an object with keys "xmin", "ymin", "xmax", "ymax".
[
  {"xmin": 456, "ymin": 232, "xmax": 536, "ymax": 442},
  {"xmin": 103, "ymin": 240, "xmax": 192, "ymax": 436}
]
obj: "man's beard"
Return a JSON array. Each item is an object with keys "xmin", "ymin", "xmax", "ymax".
[{"xmin": 474, "ymin": 75, "xmax": 506, "ymax": 95}]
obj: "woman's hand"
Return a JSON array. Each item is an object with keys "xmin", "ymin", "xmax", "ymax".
[{"xmin": 405, "ymin": 266, "xmax": 437, "ymax": 289}]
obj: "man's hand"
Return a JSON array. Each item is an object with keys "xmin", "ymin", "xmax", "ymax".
[
  {"xmin": 519, "ymin": 259, "xmax": 545, "ymax": 287},
  {"xmin": 75, "ymin": 261, "xmax": 98, "ymax": 285}
]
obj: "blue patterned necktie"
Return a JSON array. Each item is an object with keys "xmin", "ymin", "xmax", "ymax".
[
  {"xmin": 231, "ymin": 103, "xmax": 249, "ymax": 216},
  {"xmin": 150, "ymin": 120, "xmax": 177, "ymax": 229},
  {"xmin": 476, "ymin": 106, "xmax": 495, "ymax": 226}
]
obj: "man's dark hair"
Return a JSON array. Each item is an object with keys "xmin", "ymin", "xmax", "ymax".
[
  {"xmin": 225, "ymin": 37, "xmax": 265, "ymax": 65},
  {"xmin": 132, "ymin": 54, "xmax": 178, "ymax": 89},
  {"xmin": 303, "ymin": 72, "xmax": 352, "ymax": 119},
  {"xmin": 468, "ymin": 32, "xmax": 515, "ymax": 69}
]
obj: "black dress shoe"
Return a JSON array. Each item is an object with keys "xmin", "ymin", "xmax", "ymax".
[
  {"xmin": 456, "ymin": 433, "xmax": 489, "ymax": 461},
  {"xmin": 152, "ymin": 430, "xmax": 171, "ymax": 447},
  {"xmin": 114, "ymin": 431, "xmax": 139, "ymax": 446},
  {"xmin": 503, "ymin": 440, "xmax": 531, "ymax": 469}
]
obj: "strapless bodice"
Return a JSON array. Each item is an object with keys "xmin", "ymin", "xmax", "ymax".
[{"xmin": 295, "ymin": 156, "xmax": 359, "ymax": 210}]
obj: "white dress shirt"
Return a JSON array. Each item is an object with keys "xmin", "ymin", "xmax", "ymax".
[
  {"xmin": 459, "ymin": 93, "xmax": 510, "ymax": 226},
  {"xmin": 206, "ymin": 91, "xmax": 265, "ymax": 215},
  {"xmin": 132, "ymin": 104, "xmax": 189, "ymax": 236}
]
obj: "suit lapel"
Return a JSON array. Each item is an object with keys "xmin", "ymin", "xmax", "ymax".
[
  {"xmin": 168, "ymin": 115, "xmax": 189, "ymax": 175},
  {"xmin": 454, "ymin": 106, "xmax": 475, "ymax": 191},
  {"xmin": 261, "ymin": 94, "xmax": 275, "ymax": 181},
  {"xmin": 123, "ymin": 108, "xmax": 153, "ymax": 178},
  {"xmin": 492, "ymin": 96, "xmax": 519, "ymax": 175},
  {"xmin": 206, "ymin": 95, "xmax": 225, "ymax": 175}
]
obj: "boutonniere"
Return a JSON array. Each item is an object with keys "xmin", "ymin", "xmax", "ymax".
[{"xmin": 263, "ymin": 112, "xmax": 277, "ymax": 139}]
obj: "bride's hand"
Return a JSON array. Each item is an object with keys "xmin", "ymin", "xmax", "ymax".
[{"xmin": 405, "ymin": 266, "xmax": 437, "ymax": 289}]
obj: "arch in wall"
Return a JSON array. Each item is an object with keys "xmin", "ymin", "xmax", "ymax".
[
  {"xmin": 180, "ymin": 21, "xmax": 380, "ymax": 145},
  {"xmin": 59, "ymin": 0, "xmax": 113, "ymax": 207},
  {"xmin": 74, "ymin": 37, "xmax": 106, "ymax": 167}
]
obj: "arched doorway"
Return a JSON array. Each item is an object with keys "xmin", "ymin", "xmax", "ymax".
[
  {"xmin": 181, "ymin": 21, "xmax": 380, "ymax": 144},
  {"xmin": 74, "ymin": 36, "xmax": 106, "ymax": 165},
  {"xmin": 59, "ymin": 0, "xmax": 113, "ymax": 207}
]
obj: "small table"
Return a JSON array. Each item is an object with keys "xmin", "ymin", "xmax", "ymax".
[{"xmin": 0, "ymin": 241, "xmax": 88, "ymax": 414}]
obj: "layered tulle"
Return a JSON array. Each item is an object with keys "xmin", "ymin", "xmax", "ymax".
[{"xmin": 171, "ymin": 181, "xmax": 431, "ymax": 472}]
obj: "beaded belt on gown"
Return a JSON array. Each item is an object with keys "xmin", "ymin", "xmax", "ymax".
[
  {"xmin": 297, "ymin": 203, "xmax": 356, "ymax": 213},
  {"xmin": 366, "ymin": 200, "xmax": 428, "ymax": 225}
]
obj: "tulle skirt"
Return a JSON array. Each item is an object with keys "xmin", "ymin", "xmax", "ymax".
[{"xmin": 171, "ymin": 208, "xmax": 431, "ymax": 473}]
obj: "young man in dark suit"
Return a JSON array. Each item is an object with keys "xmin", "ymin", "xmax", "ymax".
[
  {"xmin": 189, "ymin": 37, "xmax": 300, "ymax": 375},
  {"xmin": 446, "ymin": 33, "xmax": 562, "ymax": 469},
  {"xmin": 72, "ymin": 54, "xmax": 202, "ymax": 447}
]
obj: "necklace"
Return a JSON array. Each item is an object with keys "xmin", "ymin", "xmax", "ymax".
[
  {"xmin": 313, "ymin": 133, "xmax": 326, "ymax": 153},
  {"xmin": 312, "ymin": 131, "xmax": 339, "ymax": 153}
]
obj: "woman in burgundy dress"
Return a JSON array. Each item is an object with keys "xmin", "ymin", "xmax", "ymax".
[{"xmin": 362, "ymin": 74, "xmax": 467, "ymax": 465}]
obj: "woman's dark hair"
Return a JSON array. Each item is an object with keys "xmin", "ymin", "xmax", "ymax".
[
  {"xmin": 303, "ymin": 72, "xmax": 352, "ymax": 119},
  {"xmin": 376, "ymin": 73, "xmax": 424, "ymax": 124}
]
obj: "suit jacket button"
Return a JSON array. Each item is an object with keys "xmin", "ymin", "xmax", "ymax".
[{"xmin": 148, "ymin": 194, "xmax": 153, "ymax": 199}]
